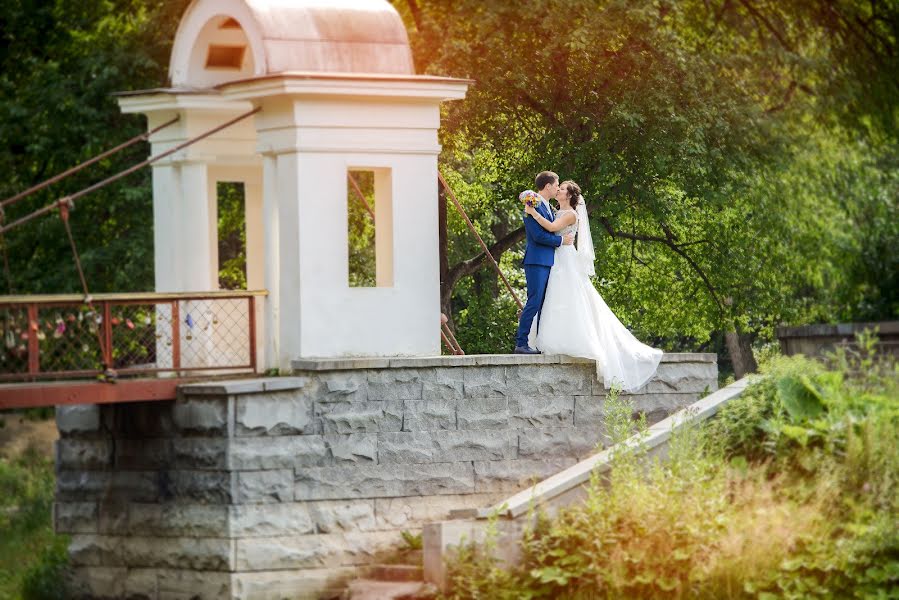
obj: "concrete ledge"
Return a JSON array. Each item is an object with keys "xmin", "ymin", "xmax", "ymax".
[
  {"xmin": 179, "ymin": 377, "xmax": 308, "ymax": 395},
  {"xmin": 291, "ymin": 353, "xmax": 716, "ymax": 371}
]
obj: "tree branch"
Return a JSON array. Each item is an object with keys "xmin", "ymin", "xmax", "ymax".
[
  {"xmin": 597, "ymin": 216, "xmax": 724, "ymax": 313},
  {"xmin": 765, "ymin": 80, "xmax": 797, "ymax": 113},
  {"xmin": 444, "ymin": 225, "xmax": 526, "ymax": 291},
  {"xmin": 404, "ymin": 0, "xmax": 424, "ymax": 32},
  {"xmin": 736, "ymin": 0, "xmax": 795, "ymax": 53},
  {"xmin": 517, "ymin": 91, "xmax": 566, "ymax": 131}
]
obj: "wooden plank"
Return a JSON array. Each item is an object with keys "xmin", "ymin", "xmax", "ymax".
[{"xmin": 0, "ymin": 379, "xmax": 184, "ymax": 409}]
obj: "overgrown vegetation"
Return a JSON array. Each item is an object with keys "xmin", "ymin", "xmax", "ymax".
[
  {"xmin": 442, "ymin": 336, "xmax": 899, "ymax": 598},
  {"xmin": 0, "ymin": 443, "xmax": 70, "ymax": 600}
]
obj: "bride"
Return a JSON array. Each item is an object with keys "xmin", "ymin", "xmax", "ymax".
[{"xmin": 525, "ymin": 180, "xmax": 663, "ymax": 392}]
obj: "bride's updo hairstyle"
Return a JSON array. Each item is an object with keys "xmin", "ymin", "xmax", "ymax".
[{"xmin": 561, "ymin": 180, "xmax": 582, "ymax": 208}]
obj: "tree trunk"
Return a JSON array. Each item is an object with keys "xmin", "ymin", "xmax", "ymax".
[{"xmin": 725, "ymin": 329, "xmax": 758, "ymax": 379}]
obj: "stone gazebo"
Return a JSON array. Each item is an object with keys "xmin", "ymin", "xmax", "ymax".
[
  {"xmin": 118, "ymin": 0, "xmax": 469, "ymax": 370},
  {"xmin": 53, "ymin": 2, "xmax": 720, "ymax": 598}
]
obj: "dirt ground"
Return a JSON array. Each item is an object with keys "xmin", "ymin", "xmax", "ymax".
[{"xmin": 0, "ymin": 413, "xmax": 58, "ymax": 460}]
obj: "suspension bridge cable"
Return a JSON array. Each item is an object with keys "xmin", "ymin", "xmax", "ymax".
[
  {"xmin": 438, "ymin": 171, "xmax": 524, "ymax": 311},
  {"xmin": 347, "ymin": 172, "xmax": 376, "ymax": 223},
  {"xmin": 57, "ymin": 199, "xmax": 110, "ymax": 373},
  {"xmin": 0, "ymin": 116, "xmax": 180, "ymax": 211},
  {"xmin": 58, "ymin": 201, "xmax": 90, "ymax": 301},
  {"xmin": 0, "ymin": 108, "xmax": 260, "ymax": 235}
]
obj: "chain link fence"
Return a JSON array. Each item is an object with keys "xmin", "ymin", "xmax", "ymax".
[{"xmin": 0, "ymin": 292, "xmax": 261, "ymax": 381}]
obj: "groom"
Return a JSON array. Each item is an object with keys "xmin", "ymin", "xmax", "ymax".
[{"xmin": 514, "ymin": 171, "xmax": 574, "ymax": 354}]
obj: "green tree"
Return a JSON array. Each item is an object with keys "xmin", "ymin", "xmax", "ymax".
[
  {"xmin": 394, "ymin": 0, "xmax": 898, "ymax": 372},
  {"xmin": 0, "ymin": 0, "xmax": 190, "ymax": 294}
]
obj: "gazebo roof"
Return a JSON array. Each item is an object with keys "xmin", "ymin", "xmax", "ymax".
[{"xmin": 169, "ymin": 0, "xmax": 415, "ymax": 89}]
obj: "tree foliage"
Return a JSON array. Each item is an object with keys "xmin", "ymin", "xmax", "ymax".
[
  {"xmin": 0, "ymin": 0, "xmax": 189, "ymax": 294},
  {"xmin": 394, "ymin": 0, "xmax": 898, "ymax": 366},
  {"xmin": 0, "ymin": 0, "xmax": 894, "ymax": 372}
]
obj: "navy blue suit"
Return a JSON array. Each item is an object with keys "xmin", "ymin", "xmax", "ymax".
[{"xmin": 515, "ymin": 201, "xmax": 563, "ymax": 348}]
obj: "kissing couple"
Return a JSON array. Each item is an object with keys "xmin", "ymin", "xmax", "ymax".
[{"xmin": 513, "ymin": 171, "xmax": 663, "ymax": 392}]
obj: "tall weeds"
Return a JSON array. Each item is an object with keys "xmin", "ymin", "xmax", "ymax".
[{"xmin": 442, "ymin": 335, "xmax": 898, "ymax": 598}]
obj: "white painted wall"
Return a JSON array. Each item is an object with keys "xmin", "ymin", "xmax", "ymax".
[
  {"xmin": 121, "ymin": 76, "xmax": 467, "ymax": 369},
  {"xmin": 228, "ymin": 79, "xmax": 466, "ymax": 367}
]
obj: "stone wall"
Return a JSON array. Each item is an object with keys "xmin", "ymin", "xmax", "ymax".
[{"xmin": 54, "ymin": 353, "xmax": 716, "ymax": 599}]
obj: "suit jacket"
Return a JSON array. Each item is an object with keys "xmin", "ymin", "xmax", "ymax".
[{"xmin": 522, "ymin": 200, "xmax": 562, "ymax": 266}]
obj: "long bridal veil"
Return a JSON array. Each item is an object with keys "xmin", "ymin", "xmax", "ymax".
[{"xmin": 575, "ymin": 197, "xmax": 594, "ymax": 277}]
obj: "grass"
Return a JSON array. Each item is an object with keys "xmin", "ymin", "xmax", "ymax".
[{"xmin": 0, "ymin": 430, "xmax": 69, "ymax": 600}]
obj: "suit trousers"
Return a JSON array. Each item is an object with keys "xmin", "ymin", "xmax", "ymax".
[{"xmin": 515, "ymin": 263, "xmax": 551, "ymax": 348}]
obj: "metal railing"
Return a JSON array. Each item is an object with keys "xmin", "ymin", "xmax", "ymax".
[{"xmin": 0, "ymin": 290, "xmax": 265, "ymax": 381}]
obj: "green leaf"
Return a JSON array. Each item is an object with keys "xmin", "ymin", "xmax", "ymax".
[
  {"xmin": 778, "ymin": 376, "xmax": 825, "ymax": 422},
  {"xmin": 530, "ymin": 566, "xmax": 569, "ymax": 585}
]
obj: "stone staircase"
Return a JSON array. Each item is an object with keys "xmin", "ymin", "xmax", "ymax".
[
  {"xmin": 341, "ymin": 550, "xmax": 435, "ymax": 599},
  {"xmin": 342, "ymin": 580, "xmax": 429, "ymax": 600}
]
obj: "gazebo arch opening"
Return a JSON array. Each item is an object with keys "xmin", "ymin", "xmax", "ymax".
[{"xmin": 185, "ymin": 14, "xmax": 256, "ymax": 88}]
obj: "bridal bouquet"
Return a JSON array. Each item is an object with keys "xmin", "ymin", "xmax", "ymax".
[{"xmin": 519, "ymin": 190, "xmax": 541, "ymax": 211}]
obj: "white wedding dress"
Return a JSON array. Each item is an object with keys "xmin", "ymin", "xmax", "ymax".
[{"xmin": 528, "ymin": 206, "xmax": 663, "ymax": 392}]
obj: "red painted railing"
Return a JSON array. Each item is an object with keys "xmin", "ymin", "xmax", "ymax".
[{"xmin": 0, "ymin": 290, "xmax": 265, "ymax": 382}]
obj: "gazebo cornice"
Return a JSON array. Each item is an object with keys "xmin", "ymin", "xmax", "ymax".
[
  {"xmin": 218, "ymin": 71, "xmax": 472, "ymax": 102},
  {"xmin": 116, "ymin": 89, "xmax": 252, "ymax": 115}
]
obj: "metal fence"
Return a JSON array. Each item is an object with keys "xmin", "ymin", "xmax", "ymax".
[{"xmin": 0, "ymin": 291, "xmax": 264, "ymax": 381}]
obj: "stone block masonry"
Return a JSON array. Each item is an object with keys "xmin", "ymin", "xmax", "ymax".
[{"xmin": 55, "ymin": 353, "xmax": 716, "ymax": 599}]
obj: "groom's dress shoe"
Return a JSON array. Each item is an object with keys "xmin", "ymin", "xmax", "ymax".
[{"xmin": 514, "ymin": 345, "xmax": 541, "ymax": 355}]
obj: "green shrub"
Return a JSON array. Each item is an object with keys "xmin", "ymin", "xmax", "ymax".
[
  {"xmin": 441, "ymin": 334, "xmax": 898, "ymax": 598},
  {"xmin": 453, "ymin": 284, "xmax": 521, "ymax": 355},
  {"xmin": 21, "ymin": 537, "xmax": 70, "ymax": 600},
  {"xmin": 401, "ymin": 530, "xmax": 423, "ymax": 551},
  {"xmin": 0, "ymin": 448, "xmax": 70, "ymax": 600}
]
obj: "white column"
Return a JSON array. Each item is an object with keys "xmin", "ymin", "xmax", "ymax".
[
  {"xmin": 245, "ymin": 175, "xmax": 266, "ymax": 372},
  {"xmin": 173, "ymin": 162, "xmax": 216, "ymax": 368},
  {"xmin": 177, "ymin": 161, "xmax": 217, "ymax": 291},
  {"xmin": 260, "ymin": 152, "xmax": 282, "ymax": 371},
  {"xmin": 152, "ymin": 164, "xmax": 180, "ymax": 293},
  {"xmin": 205, "ymin": 175, "xmax": 220, "ymax": 289},
  {"xmin": 245, "ymin": 179, "xmax": 264, "ymax": 290},
  {"xmin": 152, "ymin": 164, "xmax": 179, "ymax": 369},
  {"xmin": 274, "ymin": 151, "xmax": 303, "ymax": 370}
]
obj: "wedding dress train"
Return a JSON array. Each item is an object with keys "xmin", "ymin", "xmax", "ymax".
[{"xmin": 528, "ymin": 207, "xmax": 662, "ymax": 392}]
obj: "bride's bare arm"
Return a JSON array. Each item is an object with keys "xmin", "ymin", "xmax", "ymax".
[{"xmin": 524, "ymin": 205, "xmax": 576, "ymax": 232}]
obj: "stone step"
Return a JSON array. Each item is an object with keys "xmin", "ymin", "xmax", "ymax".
[
  {"xmin": 342, "ymin": 579, "xmax": 433, "ymax": 600},
  {"xmin": 363, "ymin": 563, "xmax": 424, "ymax": 582}
]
